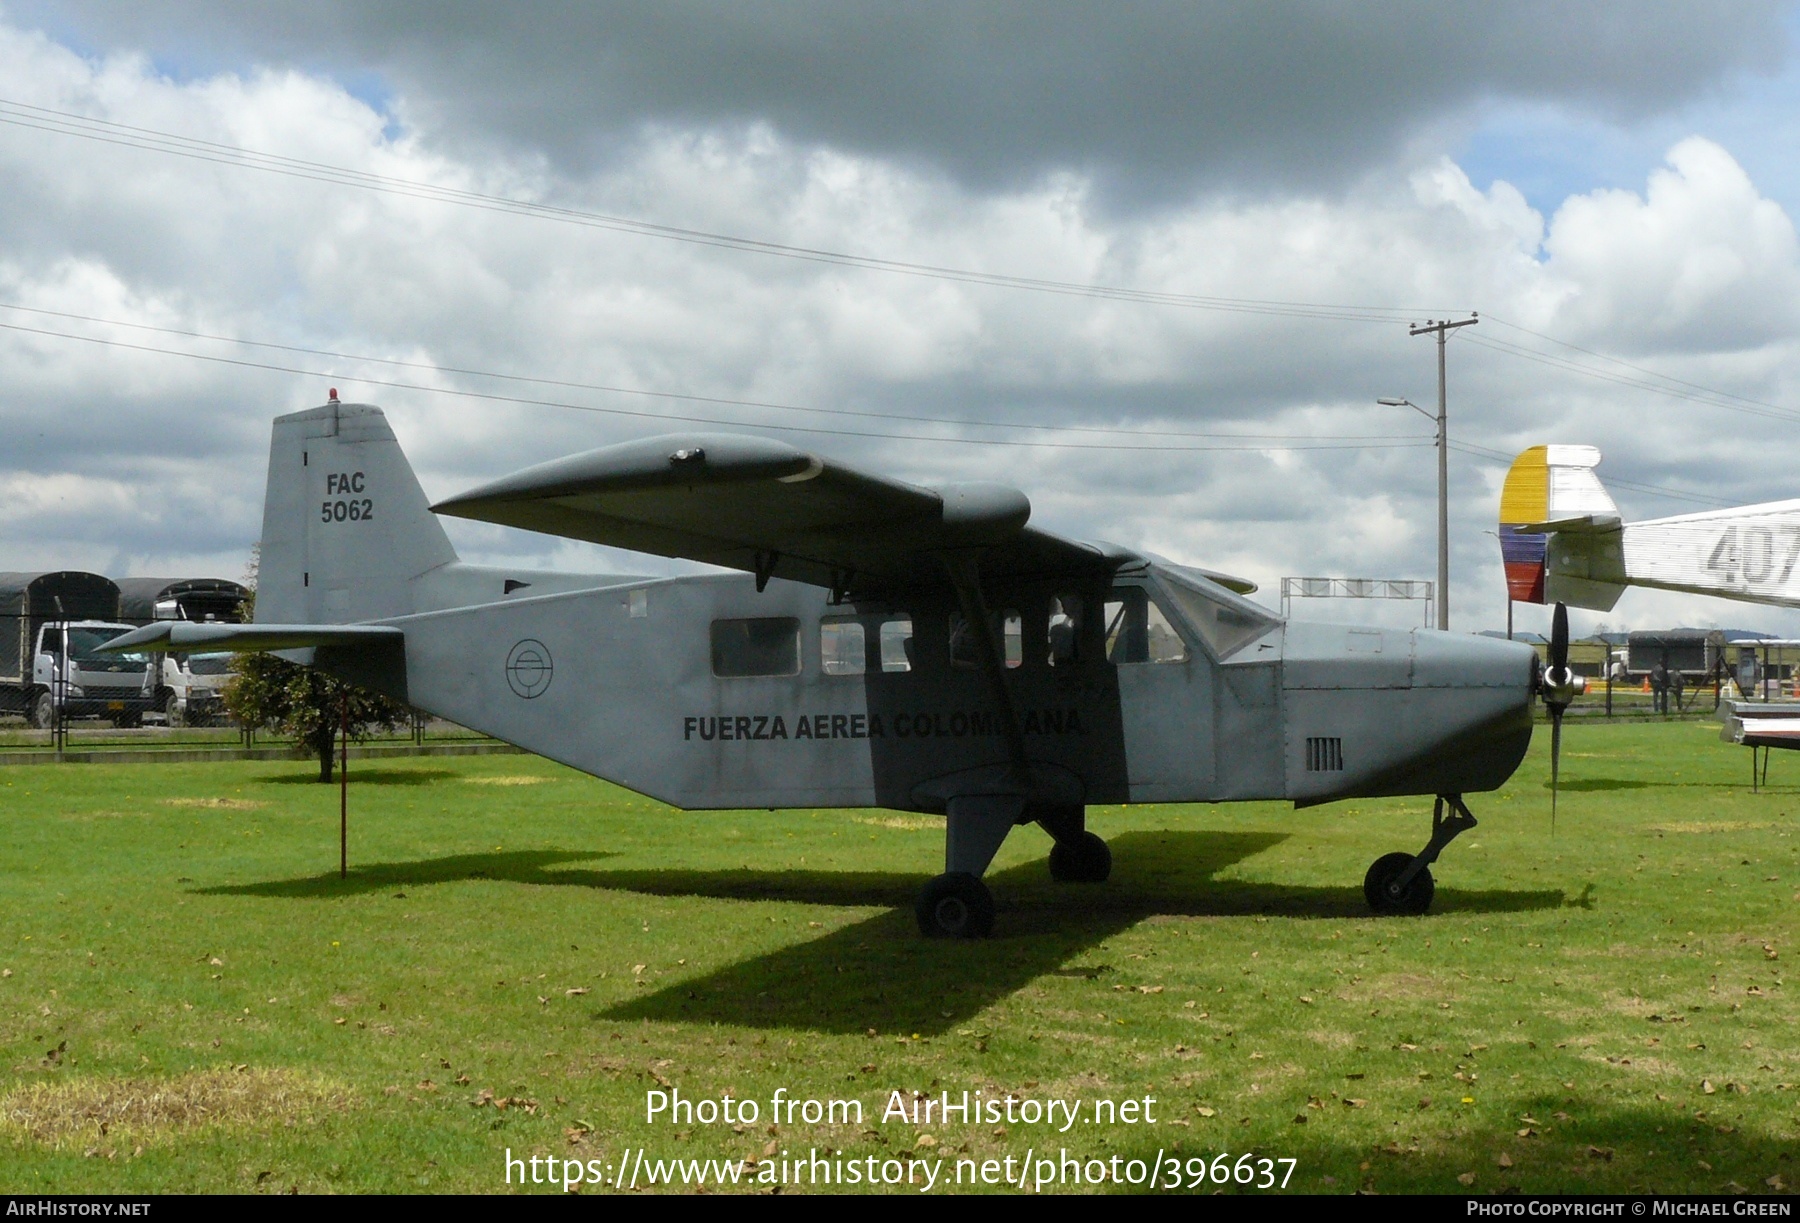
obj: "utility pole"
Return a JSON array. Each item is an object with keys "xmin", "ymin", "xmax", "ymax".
[{"xmin": 1409, "ymin": 315, "xmax": 1477, "ymax": 630}]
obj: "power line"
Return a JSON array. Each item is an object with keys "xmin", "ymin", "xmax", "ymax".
[
  {"xmin": 0, "ymin": 97, "xmax": 1433, "ymax": 324},
  {"xmin": 0, "ymin": 300, "xmax": 1424, "ymax": 446},
  {"xmin": 1484, "ymin": 314, "xmax": 1798, "ymax": 417},
  {"xmin": 1, "ymin": 101, "xmax": 1790, "ymax": 485},
  {"xmin": 8, "ymin": 98, "xmax": 1798, "ymax": 432},
  {"xmin": 1460, "ymin": 329, "xmax": 1800, "ymax": 426},
  {"xmin": 0, "ymin": 315, "xmax": 1434, "ymax": 454}
]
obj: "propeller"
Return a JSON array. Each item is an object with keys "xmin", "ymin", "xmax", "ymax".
[{"xmin": 1539, "ymin": 601, "xmax": 1584, "ymax": 831}]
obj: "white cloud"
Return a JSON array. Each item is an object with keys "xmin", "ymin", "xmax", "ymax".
[{"xmin": 1, "ymin": 21, "xmax": 1800, "ymax": 639}]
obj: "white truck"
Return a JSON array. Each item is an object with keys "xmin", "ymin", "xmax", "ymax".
[
  {"xmin": 153, "ymin": 651, "xmax": 233, "ymax": 726},
  {"xmin": 115, "ymin": 577, "xmax": 250, "ymax": 727},
  {"xmin": 0, "ymin": 572, "xmax": 155, "ymax": 727}
]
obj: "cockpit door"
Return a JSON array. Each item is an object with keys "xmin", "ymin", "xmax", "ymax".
[{"xmin": 1107, "ymin": 582, "xmax": 1216, "ymax": 798}]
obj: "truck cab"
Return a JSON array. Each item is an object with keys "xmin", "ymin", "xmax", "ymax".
[
  {"xmin": 155, "ymin": 650, "xmax": 233, "ymax": 726},
  {"xmin": 30, "ymin": 621, "xmax": 156, "ymax": 728}
]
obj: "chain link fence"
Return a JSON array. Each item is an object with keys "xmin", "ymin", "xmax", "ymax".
[{"xmin": 0, "ymin": 711, "xmax": 504, "ymax": 762}]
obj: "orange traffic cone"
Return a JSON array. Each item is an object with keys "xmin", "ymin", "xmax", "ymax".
[{"xmin": 1642, "ymin": 677, "xmax": 1650, "ymax": 693}]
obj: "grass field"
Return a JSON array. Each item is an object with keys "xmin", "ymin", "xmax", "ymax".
[{"xmin": 0, "ymin": 719, "xmax": 1796, "ymax": 1195}]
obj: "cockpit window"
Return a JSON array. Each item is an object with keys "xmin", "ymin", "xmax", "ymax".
[
  {"xmin": 1103, "ymin": 586, "xmax": 1188, "ymax": 664},
  {"xmin": 1155, "ymin": 565, "xmax": 1280, "ymax": 659}
]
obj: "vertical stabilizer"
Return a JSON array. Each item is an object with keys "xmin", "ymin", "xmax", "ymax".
[
  {"xmin": 1498, "ymin": 445, "xmax": 1618, "ymax": 605},
  {"xmin": 255, "ymin": 402, "xmax": 457, "ymax": 624}
]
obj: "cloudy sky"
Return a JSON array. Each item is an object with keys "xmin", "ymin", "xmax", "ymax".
[{"xmin": 3, "ymin": 2, "xmax": 1800, "ymax": 636}]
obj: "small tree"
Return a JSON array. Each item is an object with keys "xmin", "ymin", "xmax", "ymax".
[
  {"xmin": 221, "ymin": 557, "xmax": 407, "ymax": 782},
  {"xmin": 223, "ymin": 651, "xmax": 405, "ymax": 782}
]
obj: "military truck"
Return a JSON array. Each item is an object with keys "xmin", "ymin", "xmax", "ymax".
[
  {"xmin": 115, "ymin": 577, "xmax": 249, "ymax": 726},
  {"xmin": 0, "ymin": 572, "xmax": 154, "ymax": 727}
]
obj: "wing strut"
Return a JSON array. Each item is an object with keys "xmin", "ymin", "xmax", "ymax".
[{"xmin": 940, "ymin": 553, "xmax": 1032, "ymax": 789}]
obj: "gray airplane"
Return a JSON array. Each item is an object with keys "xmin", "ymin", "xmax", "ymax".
[{"xmin": 106, "ymin": 399, "xmax": 1554, "ymax": 936}]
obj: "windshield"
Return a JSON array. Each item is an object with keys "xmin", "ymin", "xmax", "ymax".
[
  {"xmin": 184, "ymin": 653, "xmax": 234, "ymax": 676},
  {"xmin": 66, "ymin": 627, "xmax": 148, "ymax": 670},
  {"xmin": 1154, "ymin": 564, "xmax": 1280, "ymax": 660}
]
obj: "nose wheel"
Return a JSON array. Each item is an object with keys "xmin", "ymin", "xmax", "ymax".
[
  {"xmin": 1364, "ymin": 852, "xmax": 1435, "ymax": 915},
  {"xmin": 1364, "ymin": 794, "xmax": 1476, "ymax": 917}
]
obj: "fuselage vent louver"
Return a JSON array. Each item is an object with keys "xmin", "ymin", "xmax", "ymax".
[{"xmin": 1305, "ymin": 736, "xmax": 1344, "ymax": 772}]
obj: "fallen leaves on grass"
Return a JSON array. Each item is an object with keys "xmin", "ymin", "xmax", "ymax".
[
  {"xmin": 0, "ymin": 1068, "xmax": 349, "ymax": 1149},
  {"xmin": 468, "ymin": 1088, "xmax": 538, "ymax": 1114},
  {"xmin": 159, "ymin": 798, "xmax": 265, "ymax": 811},
  {"xmin": 463, "ymin": 776, "xmax": 550, "ymax": 786}
]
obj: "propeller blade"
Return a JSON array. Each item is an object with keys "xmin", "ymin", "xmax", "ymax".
[
  {"xmin": 1549, "ymin": 707, "xmax": 1562, "ymax": 835},
  {"xmin": 1544, "ymin": 602, "xmax": 1572, "ymax": 835}
]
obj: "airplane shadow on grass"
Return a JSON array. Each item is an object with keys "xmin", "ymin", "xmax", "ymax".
[
  {"xmin": 203, "ymin": 831, "xmax": 1562, "ymax": 1036},
  {"xmin": 597, "ymin": 831, "xmax": 1563, "ymax": 1035}
]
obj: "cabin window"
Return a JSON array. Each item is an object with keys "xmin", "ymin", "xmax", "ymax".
[
  {"xmin": 948, "ymin": 611, "xmax": 1023, "ymax": 669},
  {"xmin": 820, "ymin": 619, "xmax": 866, "ymax": 675},
  {"xmin": 1048, "ymin": 595, "xmax": 1081, "ymax": 666},
  {"xmin": 711, "ymin": 617, "xmax": 801, "ymax": 678},
  {"xmin": 1103, "ymin": 586, "xmax": 1188, "ymax": 664},
  {"xmin": 878, "ymin": 616, "xmax": 914, "ymax": 672},
  {"xmin": 629, "ymin": 589, "xmax": 648, "ymax": 619}
]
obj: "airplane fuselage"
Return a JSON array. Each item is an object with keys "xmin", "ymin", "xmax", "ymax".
[{"xmin": 342, "ymin": 565, "xmax": 1536, "ymax": 815}]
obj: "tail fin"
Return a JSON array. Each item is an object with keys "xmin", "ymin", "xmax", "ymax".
[
  {"xmin": 1498, "ymin": 445, "xmax": 1619, "ymax": 606},
  {"xmin": 254, "ymin": 401, "xmax": 457, "ymax": 624}
]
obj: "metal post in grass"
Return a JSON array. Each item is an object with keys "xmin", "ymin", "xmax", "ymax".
[{"xmin": 339, "ymin": 695, "xmax": 349, "ymax": 880}]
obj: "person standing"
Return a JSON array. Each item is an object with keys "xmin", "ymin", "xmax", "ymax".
[{"xmin": 1651, "ymin": 659, "xmax": 1669, "ymax": 715}]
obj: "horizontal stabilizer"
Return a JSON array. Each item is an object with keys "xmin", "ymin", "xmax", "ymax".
[
  {"xmin": 98, "ymin": 622, "xmax": 404, "ymax": 654},
  {"xmin": 1512, "ymin": 513, "xmax": 1623, "ymax": 535}
]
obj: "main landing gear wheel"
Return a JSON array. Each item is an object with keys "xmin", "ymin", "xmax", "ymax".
[
  {"xmin": 1048, "ymin": 831, "xmax": 1112, "ymax": 883},
  {"xmin": 1364, "ymin": 851, "xmax": 1435, "ymax": 916},
  {"xmin": 916, "ymin": 872, "xmax": 995, "ymax": 938}
]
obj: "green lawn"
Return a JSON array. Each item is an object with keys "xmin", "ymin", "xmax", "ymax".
[{"xmin": 0, "ymin": 720, "xmax": 1795, "ymax": 1194}]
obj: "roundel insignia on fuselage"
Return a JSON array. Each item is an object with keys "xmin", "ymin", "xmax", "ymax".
[{"xmin": 505, "ymin": 639, "xmax": 554, "ymax": 699}]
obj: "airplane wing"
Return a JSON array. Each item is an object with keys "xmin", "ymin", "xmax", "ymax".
[
  {"xmin": 1499, "ymin": 444, "xmax": 1800, "ymax": 611},
  {"xmin": 432, "ymin": 432, "xmax": 1139, "ymax": 596},
  {"xmin": 98, "ymin": 622, "xmax": 405, "ymax": 654}
]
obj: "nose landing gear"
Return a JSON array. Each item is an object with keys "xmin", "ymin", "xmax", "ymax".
[{"xmin": 1364, "ymin": 794, "xmax": 1477, "ymax": 916}]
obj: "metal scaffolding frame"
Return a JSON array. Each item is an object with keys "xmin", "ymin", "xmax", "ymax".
[{"xmin": 1278, "ymin": 577, "xmax": 1436, "ymax": 626}]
